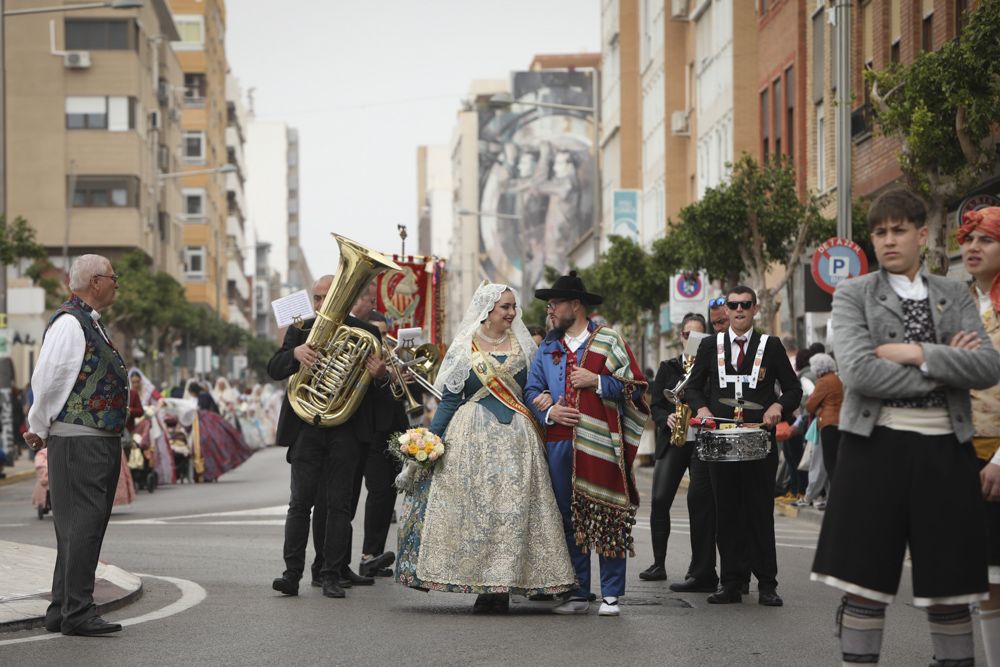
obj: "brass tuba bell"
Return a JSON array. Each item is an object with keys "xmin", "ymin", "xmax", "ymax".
[{"xmin": 286, "ymin": 234, "xmax": 401, "ymax": 427}]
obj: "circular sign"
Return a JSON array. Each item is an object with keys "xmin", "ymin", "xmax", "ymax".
[
  {"xmin": 674, "ymin": 273, "xmax": 703, "ymax": 300},
  {"xmin": 811, "ymin": 237, "xmax": 869, "ymax": 295},
  {"xmin": 959, "ymin": 193, "xmax": 1000, "ymax": 220}
]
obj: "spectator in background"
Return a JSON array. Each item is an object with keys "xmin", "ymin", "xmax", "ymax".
[
  {"xmin": 528, "ymin": 325, "xmax": 546, "ymax": 347},
  {"xmin": 805, "ymin": 353, "xmax": 843, "ymax": 497}
]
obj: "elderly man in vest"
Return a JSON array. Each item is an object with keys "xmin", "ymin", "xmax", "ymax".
[{"xmin": 25, "ymin": 254, "xmax": 128, "ymax": 637}]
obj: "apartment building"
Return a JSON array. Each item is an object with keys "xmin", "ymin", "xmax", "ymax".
[
  {"xmin": 285, "ymin": 129, "xmax": 313, "ymax": 293},
  {"xmin": 6, "ymin": 0, "xmax": 184, "ymax": 279},
  {"xmin": 225, "ymin": 73, "xmax": 250, "ymax": 330},
  {"xmin": 167, "ymin": 0, "xmax": 229, "ymax": 318},
  {"xmin": 416, "ymin": 144, "xmax": 452, "ymax": 259}
]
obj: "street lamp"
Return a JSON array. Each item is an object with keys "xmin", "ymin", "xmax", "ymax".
[
  {"xmin": 486, "ymin": 76, "xmax": 602, "ymax": 261},
  {"xmin": 0, "ymin": 0, "xmax": 144, "ymax": 465}
]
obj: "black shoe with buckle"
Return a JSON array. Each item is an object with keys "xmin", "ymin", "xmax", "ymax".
[
  {"xmin": 669, "ymin": 577, "xmax": 719, "ymax": 593},
  {"xmin": 706, "ymin": 587, "xmax": 742, "ymax": 604},
  {"xmin": 758, "ymin": 588, "xmax": 783, "ymax": 606},
  {"xmin": 271, "ymin": 576, "xmax": 299, "ymax": 596}
]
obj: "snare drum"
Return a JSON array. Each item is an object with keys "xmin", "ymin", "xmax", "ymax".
[{"xmin": 696, "ymin": 427, "xmax": 771, "ymax": 462}]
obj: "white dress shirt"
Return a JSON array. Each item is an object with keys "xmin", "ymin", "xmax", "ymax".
[
  {"xmin": 27, "ymin": 309, "xmax": 110, "ymax": 440},
  {"xmin": 728, "ymin": 327, "xmax": 754, "ymax": 368},
  {"xmin": 976, "ymin": 285, "xmax": 992, "ymax": 317},
  {"xmin": 886, "ymin": 271, "xmax": 928, "ymax": 300}
]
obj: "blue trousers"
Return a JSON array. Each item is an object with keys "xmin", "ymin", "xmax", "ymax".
[{"xmin": 546, "ymin": 440, "xmax": 627, "ymax": 598}]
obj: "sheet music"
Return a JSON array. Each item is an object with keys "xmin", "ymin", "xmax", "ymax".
[
  {"xmin": 271, "ymin": 290, "xmax": 315, "ymax": 328},
  {"xmin": 395, "ymin": 327, "xmax": 422, "ymax": 348},
  {"xmin": 684, "ymin": 331, "xmax": 709, "ymax": 357}
]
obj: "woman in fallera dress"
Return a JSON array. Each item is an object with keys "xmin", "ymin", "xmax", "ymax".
[{"xmin": 396, "ymin": 283, "xmax": 576, "ymax": 612}]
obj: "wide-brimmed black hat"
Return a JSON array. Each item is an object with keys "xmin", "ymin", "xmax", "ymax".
[{"xmin": 534, "ymin": 271, "xmax": 603, "ymax": 306}]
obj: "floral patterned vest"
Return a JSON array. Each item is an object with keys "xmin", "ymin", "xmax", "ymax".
[{"xmin": 46, "ymin": 295, "xmax": 129, "ymax": 434}]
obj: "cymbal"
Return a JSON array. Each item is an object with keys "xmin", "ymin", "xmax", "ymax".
[{"xmin": 719, "ymin": 397, "xmax": 764, "ymax": 411}]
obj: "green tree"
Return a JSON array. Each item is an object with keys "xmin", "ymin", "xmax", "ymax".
[
  {"xmin": 521, "ymin": 265, "xmax": 562, "ymax": 331},
  {"xmin": 867, "ymin": 0, "xmax": 1000, "ymax": 274},
  {"xmin": 0, "ymin": 215, "xmax": 46, "ymax": 267},
  {"xmin": 665, "ymin": 154, "xmax": 830, "ymax": 330}
]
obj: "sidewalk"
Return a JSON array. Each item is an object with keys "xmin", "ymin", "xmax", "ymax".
[
  {"xmin": 0, "ymin": 541, "xmax": 143, "ymax": 633},
  {"xmin": 0, "ymin": 449, "xmax": 35, "ymax": 488}
]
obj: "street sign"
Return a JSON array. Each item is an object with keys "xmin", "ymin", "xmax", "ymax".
[
  {"xmin": 811, "ymin": 237, "xmax": 868, "ymax": 295},
  {"xmin": 670, "ymin": 271, "xmax": 709, "ymax": 324}
]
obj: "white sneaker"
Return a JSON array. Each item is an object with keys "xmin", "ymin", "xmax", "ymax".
[
  {"xmin": 598, "ymin": 597, "xmax": 620, "ymax": 616},
  {"xmin": 552, "ymin": 598, "xmax": 590, "ymax": 615}
]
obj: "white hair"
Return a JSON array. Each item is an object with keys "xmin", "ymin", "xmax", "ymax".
[
  {"xmin": 68, "ymin": 254, "xmax": 109, "ymax": 292},
  {"xmin": 810, "ymin": 353, "xmax": 837, "ymax": 377}
]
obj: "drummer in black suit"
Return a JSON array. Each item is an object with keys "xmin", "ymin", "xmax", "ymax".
[{"xmin": 685, "ymin": 285, "xmax": 802, "ymax": 607}]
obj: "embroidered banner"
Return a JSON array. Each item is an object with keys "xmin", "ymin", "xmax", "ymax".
[{"xmin": 375, "ymin": 255, "xmax": 447, "ymax": 344}]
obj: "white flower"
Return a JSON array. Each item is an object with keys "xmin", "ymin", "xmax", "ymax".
[
  {"xmin": 399, "ymin": 443, "xmax": 409, "ymax": 453},
  {"xmin": 434, "ymin": 443, "xmax": 445, "ymax": 455},
  {"xmin": 399, "ymin": 433, "xmax": 411, "ymax": 445},
  {"xmin": 415, "ymin": 450, "xmax": 428, "ymax": 462}
]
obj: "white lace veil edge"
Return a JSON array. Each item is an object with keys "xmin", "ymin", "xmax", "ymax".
[{"xmin": 434, "ymin": 283, "xmax": 538, "ymax": 394}]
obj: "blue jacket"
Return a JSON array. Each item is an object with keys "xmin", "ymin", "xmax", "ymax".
[{"xmin": 524, "ymin": 321, "xmax": 639, "ymax": 427}]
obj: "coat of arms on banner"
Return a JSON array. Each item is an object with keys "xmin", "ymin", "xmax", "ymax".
[{"xmin": 379, "ymin": 265, "xmax": 421, "ymax": 326}]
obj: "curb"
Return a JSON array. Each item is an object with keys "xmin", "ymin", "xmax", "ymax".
[
  {"xmin": 0, "ymin": 470, "xmax": 34, "ymax": 488},
  {"xmin": 0, "ymin": 542, "xmax": 144, "ymax": 633}
]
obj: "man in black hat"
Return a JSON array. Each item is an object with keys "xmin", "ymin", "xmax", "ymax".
[{"xmin": 525, "ymin": 272, "xmax": 648, "ymax": 617}]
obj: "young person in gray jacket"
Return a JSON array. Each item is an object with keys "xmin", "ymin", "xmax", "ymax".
[{"xmin": 810, "ymin": 190, "xmax": 1000, "ymax": 667}]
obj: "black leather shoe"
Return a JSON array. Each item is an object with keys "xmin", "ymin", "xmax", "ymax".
[
  {"xmin": 669, "ymin": 577, "xmax": 719, "ymax": 593},
  {"xmin": 339, "ymin": 568, "xmax": 375, "ymax": 587},
  {"xmin": 358, "ymin": 552, "xmax": 395, "ymax": 578},
  {"xmin": 322, "ymin": 581, "xmax": 346, "ymax": 598},
  {"xmin": 638, "ymin": 565, "xmax": 667, "ymax": 581},
  {"xmin": 63, "ymin": 616, "xmax": 122, "ymax": 637},
  {"xmin": 310, "ymin": 579, "xmax": 322, "ymax": 588},
  {"xmin": 758, "ymin": 589, "xmax": 783, "ymax": 607},
  {"xmin": 473, "ymin": 594, "xmax": 495, "ymax": 613},
  {"xmin": 271, "ymin": 576, "xmax": 299, "ymax": 596},
  {"xmin": 706, "ymin": 588, "xmax": 742, "ymax": 604},
  {"xmin": 373, "ymin": 567, "xmax": 394, "ymax": 577},
  {"xmin": 44, "ymin": 618, "xmax": 61, "ymax": 633},
  {"xmin": 492, "ymin": 593, "xmax": 510, "ymax": 613}
]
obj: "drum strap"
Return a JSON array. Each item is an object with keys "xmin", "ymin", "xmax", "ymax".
[{"xmin": 716, "ymin": 333, "xmax": 768, "ymax": 401}]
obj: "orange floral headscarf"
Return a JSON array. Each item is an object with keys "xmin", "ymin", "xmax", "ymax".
[{"xmin": 957, "ymin": 206, "xmax": 1000, "ymax": 313}]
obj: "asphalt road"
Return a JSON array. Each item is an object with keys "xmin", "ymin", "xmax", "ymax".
[{"xmin": 0, "ymin": 447, "xmax": 986, "ymax": 666}]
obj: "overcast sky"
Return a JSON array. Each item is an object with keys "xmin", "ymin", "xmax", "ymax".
[{"xmin": 226, "ymin": 0, "xmax": 600, "ymax": 278}]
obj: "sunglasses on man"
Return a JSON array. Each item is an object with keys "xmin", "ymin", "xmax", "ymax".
[{"xmin": 726, "ymin": 300, "xmax": 754, "ymax": 311}]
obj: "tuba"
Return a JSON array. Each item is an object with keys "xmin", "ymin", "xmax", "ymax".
[
  {"xmin": 287, "ymin": 234, "xmax": 401, "ymax": 427},
  {"xmin": 665, "ymin": 355, "xmax": 696, "ymax": 447}
]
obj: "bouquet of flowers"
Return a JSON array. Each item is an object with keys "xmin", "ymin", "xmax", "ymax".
[{"xmin": 390, "ymin": 427, "xmax": 446, "ymax": 468}]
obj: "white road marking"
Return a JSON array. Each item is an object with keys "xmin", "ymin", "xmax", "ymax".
[
  {"xmin": 0, "ymin": 574, "xmax": 206, "ymax": 646},
  {"xmin": 114, "ymin": 505, "xmax": 287, "ymax": 525}
]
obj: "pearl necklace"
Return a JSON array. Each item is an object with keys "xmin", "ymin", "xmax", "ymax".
[{"xmin": 476, "ymin": 327, "xmax": 509, "ymax": 351}]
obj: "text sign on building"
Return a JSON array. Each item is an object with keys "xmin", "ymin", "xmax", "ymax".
[
  {"xmin": 670, "ymin": 271, "xmax": 709, "ymax": 324},
  {"xmin": 811, "ymin": 237, "xmax": 869, "ymax": 295},
  {"xmin": 611, "ymin": 189, "xmax": 640, "ymax": 242}
]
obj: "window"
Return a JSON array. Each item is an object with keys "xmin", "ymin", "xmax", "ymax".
[
  {"xmin": 922, "ymin": 0, "xmax": 935, "ymax": 51},
  {"xmin": 70, "ymin": 176, "xmax": 138, "ymax": 208},
  {"xmin": 66, "ymin": 96, "xmax": 135, "ymax": 131},
  {"xmin": 861, "ymin": 0, "xmax": 874, "ymax": 67},
  {"xmin": 890, "ymin": 0, "xmax": 901, "ymax": 62},
  {"xmin": 773, "ymin": 78, "xmax": 782, "ymax": 157},
  {"xmin": 812, "ymin": 10, "xmax": 825, "ymax": 103},
  {"xmin": 183, "ymin": 188, "xmax": 206, "ymax": 219},
  {"xmin": 760, "ymin": 89, "xmax": 770, "ymax": 160},
  {"xmin": 184, "ymin": 73, "xmax": 207, "ymax": 104},
  {"xmin": 816, "ymin": 103, "xmax": 826, "ymax": 190},
  {"xmin": 184, "ymin": 131, "xmax": 205, "ymax": 162},
  {"xmin": 64, "ymin": 19, "xmax": 132, "ymax": 50},
  {"xmin": 785, "ymin": 66, "xmax": 794, "ymax": 159},
  {"xmin": 830, "ymin": 20, "xmax": 838, "ymax": 91},
  {"xmin": 184, "ymin": 246, "xmax": 206, "ymax": 279},
  {"xmin": 173, "ymin": 15, "xmax": 204, "ymax": 51},
  {"xmin": 955, "ymin": 0, "xmax": 970, "ymax": 38}
]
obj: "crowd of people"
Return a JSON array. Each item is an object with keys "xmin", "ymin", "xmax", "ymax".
[{"xmin": 21, "ymin": 190, "xmax": 1000, "ymax": 665}]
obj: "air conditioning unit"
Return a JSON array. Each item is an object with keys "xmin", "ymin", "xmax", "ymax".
[
  {"xmin": 149, "ymin": 110, "xmax": 161, "ymax": 130},
  {"xmin": 63, "ymin": 51, "xmax": 91, "ymax": 69},
  {"xmin": 671, "ymin": 110, "xmax": 690, "ymax": 136},
  {"xmin": 671, "ymin": 0, "xmax": 688, "ymax": 19}
]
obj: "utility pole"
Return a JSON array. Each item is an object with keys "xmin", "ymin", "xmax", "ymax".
[
  {"xmin": 0, "ymin": 0, "xmax": 13, "ymax": 463},
  {"xmin": 834, "ymin": 1, "xmax": 853, "ymax": 240}
]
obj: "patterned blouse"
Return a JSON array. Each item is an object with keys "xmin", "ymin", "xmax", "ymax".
[{"xmin": 883, "ymin": 297, "xmax": 948, "ymax": 409}]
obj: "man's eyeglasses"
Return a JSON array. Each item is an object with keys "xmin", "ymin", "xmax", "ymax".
[
  {"xmin": 708, "ymin": 296, "xmax": 726, "ymax": 308},
  {"xmin": 726, "ymin": 300, "xmax": 754, "ymax": 311},
  {"xmin": 546, "ymin": 300, "xmax": 567, "ymax": 311},
  {"xmin": 95, "ymin": 273, "xmax": 120, "ymax": 285}
]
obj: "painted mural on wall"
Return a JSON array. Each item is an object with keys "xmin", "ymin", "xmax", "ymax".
[{"xmin": 478, "ymin": 71, "xmax": 595, "ymax": 293}]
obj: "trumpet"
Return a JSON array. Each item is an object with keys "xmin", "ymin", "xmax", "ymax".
[
  {"xmin": 384, "ymin": 335, "xmax": 443, "ymax": 416},
  {"xmin": 665, "ymin": 355, "xmax": 696, "ymax": 447}
]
